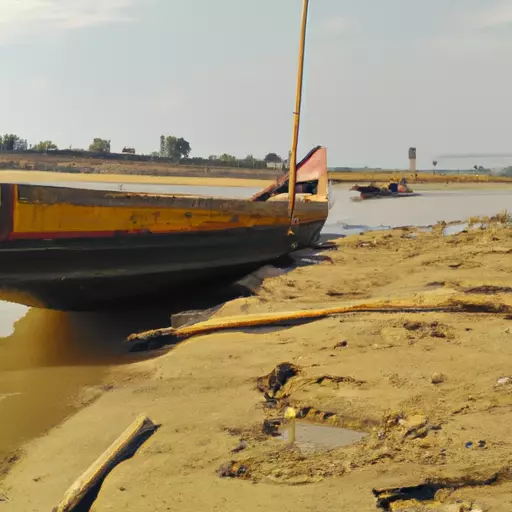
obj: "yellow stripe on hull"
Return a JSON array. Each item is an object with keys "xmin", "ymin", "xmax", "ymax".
[{"xmin": 12, "ymin": 198, "xmax": 327, "ymax": 236}]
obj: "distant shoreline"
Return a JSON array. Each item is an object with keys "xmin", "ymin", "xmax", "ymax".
[{"xmin": 1, "ymin": 153, "xmax": 512, "ymax": 185}]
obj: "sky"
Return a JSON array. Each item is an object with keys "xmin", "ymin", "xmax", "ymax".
[{"xmin": 1, "ymin": 0, "xmax": 512, "ymax": 169}]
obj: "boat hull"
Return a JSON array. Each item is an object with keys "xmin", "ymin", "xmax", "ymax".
[
  {"xmin": 358, "ymin": 192, "xmax": 420, "ymax": 200},
  {"xmin": 0, "ymin": 222, "xmax": 320, "ymax": 310}
]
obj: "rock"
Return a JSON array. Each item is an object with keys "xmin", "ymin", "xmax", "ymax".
[
  {"xmin": 399, "ymin": 415, "xmax": 429, "ymax": 438},
  {"xmin": 399, "ymin": 415, "xmax": 427, "ymax": 430},
  {"xmin": 496, "ymin": 377, "xmax": 512, "ymax": 386},
  {"xmin": 431, "ymin": 372, "xmax": 446, "ymax": 385},
  {"xmin": 334, "ymin": 340, "xmax": 348, "ymax": 349}
]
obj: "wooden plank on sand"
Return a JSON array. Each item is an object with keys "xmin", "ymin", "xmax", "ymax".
[{"xmin": 54, "ymin": 414, "xmax": 158, "ymax": 512}]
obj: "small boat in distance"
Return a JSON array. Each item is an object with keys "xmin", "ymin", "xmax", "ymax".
[
  {"xmin": 0, "ymin": 147, "xmax": 329, "ymax": 310},
  {"xmin": 350, "ymin": 179, "xmax": 420, "ymax": 201}
]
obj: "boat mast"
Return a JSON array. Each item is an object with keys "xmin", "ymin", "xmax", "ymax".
[{"xmin": 288, "ymin": 0, "xmax": 310, "ymax": 228}]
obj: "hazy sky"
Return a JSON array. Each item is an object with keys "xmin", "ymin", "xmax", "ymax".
[{"xmin": 1, "ymin": 0, "xmax": 512, "ymax": 168}]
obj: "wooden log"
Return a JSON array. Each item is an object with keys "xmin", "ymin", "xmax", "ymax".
[
  {"xmin": 127, "ymin": 293, "xmax": 512, "ymax": 343},
  {"xmin": 54, "ymin": 414, "xmax": 157, "ymax": 512}
]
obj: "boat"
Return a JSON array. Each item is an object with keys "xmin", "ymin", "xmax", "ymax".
[
  {"xmin": 0, "ymin": 147, "xmax": 329, "ymax": 310},
  {"xmin": 0, "ymin": 0, "xmax": 324, "ymax": 311},
  {"xmin": 350, "ymin": 182, "xmax": 420, "ymax": 201}
]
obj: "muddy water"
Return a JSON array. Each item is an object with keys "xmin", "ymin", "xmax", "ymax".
[
  {"xmin": 278, "ymin": 422, "xmax": 367, "ymax": 451},
  {"xmin": 325, "ymin": 186, "xmax": 512, "ymax": 235},
  {"xmin": 0, "ymin": 305, "xmax": 179, "ymax": 463},
  {"xmin": 1, "ymin": 182, "xmax": 512, "ymax": 465}
]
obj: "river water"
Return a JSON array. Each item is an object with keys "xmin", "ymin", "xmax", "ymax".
[{"xmin": 1, "ymin": 182, "xmax": 512, "ymax": 460}]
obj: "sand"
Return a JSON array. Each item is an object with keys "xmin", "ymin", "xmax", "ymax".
[
  {"xmin": 0, "ymin": 169, "xmax": 271, "ymax": 189},
  {"xmin": 2, "ymin": 221, "xmax": 512, "ymax": 511}
]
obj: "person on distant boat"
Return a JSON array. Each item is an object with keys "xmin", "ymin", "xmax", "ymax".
[
  {"xmin": 397, "ymin": 176, "xmax": 408, "ymax": 193},
  {"xmin": 388, "ymin": 180, "xmax": 399, "ymax": 193}
]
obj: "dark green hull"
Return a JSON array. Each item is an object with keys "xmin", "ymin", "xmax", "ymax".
[{"xmin": 0, "ymin": 220, "xmax": 325, "ymax": 311}]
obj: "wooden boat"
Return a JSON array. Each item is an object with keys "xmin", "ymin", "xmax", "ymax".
[
  {"xmin": 0, "ymin": 0, "xmax": 323, "ymax": 311},
  {"xmin": 350, "ymin": 183, "xmax": 419, "ymax": 201},
  {"xmin": 0, "ymin": 147, "xmax": 329, "ymax": 310}
]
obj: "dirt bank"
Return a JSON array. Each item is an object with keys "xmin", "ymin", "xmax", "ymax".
[
  {"xmin": 2, "ymin": 220, "xmax": 512, "ymax": 511},
  {"xmin": 0, "ymin": 153, "xmax": 281, "ymax": 181}
]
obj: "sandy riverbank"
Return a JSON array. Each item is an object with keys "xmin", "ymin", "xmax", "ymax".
[
  {"xmin": 2, "ymin": 169, "xmax": 512, "ymax": 193},
  {"xmin": 0, "ymin": 169, "xmax": 271, "ymax": 189},
  {"xmin": 2, "ymin": 220, "xmax": 512, "ymax": 511}
]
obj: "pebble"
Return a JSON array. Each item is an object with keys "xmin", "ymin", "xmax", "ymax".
[
  {"xmin": 431, "ymin": 372, "xmax": 446, "ymax": 385},
  {"xmin": 231, "ymin": 440, "xmax": 248, "ymax": 454}
]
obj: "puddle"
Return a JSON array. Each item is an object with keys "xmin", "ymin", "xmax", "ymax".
[
  {"xmin": 278, "ymin": 421, "xmax": 367, "ymax": 451},
  {"xmin": 443, "ymin": 223, "xmax": 469, "ymax": 236},
  {"xmin": 443, "ymin": 222, "xmax": 483, "ymax": 236},
  {"xmin": 326, "ymin": 222, "xmax": 392, "ymax": 236}
]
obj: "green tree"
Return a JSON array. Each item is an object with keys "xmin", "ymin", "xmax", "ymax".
[
  {"xmin": 162, "ymin": 135, "xmax": 191, "ymax": 160},
  {"xmin": 33, "ymin": 140, "xmax": 58, "ymax": 151},
  {"xmin": 159, "ymin": 135, "xmax": 165, "ymax": 156},
  {"xmin": 89, "ymin": 138, "xmax": 111, "ymax": 153},
  {"xmin": 175, "ymin": 137, "xmax": 191, "ymax": 159},
  {"xmin": 264, "ymin": 152, "xmax": 282, "ymax": 164},
  {"xmin": 1, "ymin": 134, "xmax": 20, "ymax": 151},
  {"xmin": 164, "ymin": 136, "xmax": 177, "ymax": 159},
  {"xmin": 219, "ymin": 154, "xmax": 237, "ymax": 164}
]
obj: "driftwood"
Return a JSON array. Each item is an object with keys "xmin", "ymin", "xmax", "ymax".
[
  {"xmin": 54, "ymin": 414, "xmax": 158, "ymax": 512},
  {"xmin": 127, "ymin": 293, "xmax": 512, "ymax": 343}
]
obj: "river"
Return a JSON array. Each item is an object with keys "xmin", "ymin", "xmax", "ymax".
[{"xmin": 1, "ymin": 182, "xmax": 512, "ymax": 462}]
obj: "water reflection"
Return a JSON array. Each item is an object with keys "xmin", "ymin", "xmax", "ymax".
[
  {"xmin": 0, "ymin": 284, "xmax": 252, "ymax": 460},
  {"xmin": 0, "ymin": 304, "xmax": 177, "ymax": 460}
]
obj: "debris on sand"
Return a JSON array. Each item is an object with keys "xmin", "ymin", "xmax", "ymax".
[
  {"xmin": 217, "ymin": 462, "xmax": 250, "ymax": 479},
  {"xmin": 373, "ymin": 472, "xmax": 499, "ymax": 511},
  {"xmin": 403, "ymin": 321, "xmax": 452, "ymax": 340},
  {"xmin": 257, "ymin": 363, "xmax": 301, "ymax": 399}
]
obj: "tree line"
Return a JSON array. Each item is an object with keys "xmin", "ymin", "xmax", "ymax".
[{"xmin": 0, "ymin": 132, "xmax": 287, "ymax": 168}]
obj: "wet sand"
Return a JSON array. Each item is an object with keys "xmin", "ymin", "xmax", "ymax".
[{"xmin": 2, "ymin": 216, "xmax": 512, "ymax": 510}]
